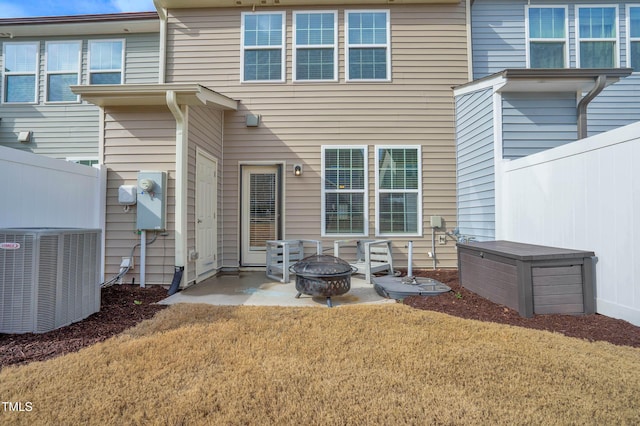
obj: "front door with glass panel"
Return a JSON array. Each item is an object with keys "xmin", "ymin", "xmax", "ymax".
[{"xmin": 241, "ymin": 165, "xmax": 280, "ymax": 265}]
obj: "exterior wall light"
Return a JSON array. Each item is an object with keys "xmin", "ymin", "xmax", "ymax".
[{"xmin": 293, "ymin": 164, "xmax": 303, "ymax": 176}]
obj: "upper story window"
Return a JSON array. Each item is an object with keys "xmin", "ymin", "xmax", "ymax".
[
  {"xmin": 322, "ymin": 146, "xmax": 367, "ymax": 236},
  {"xmin": 293, "ymin": 11, "xmax": 337, "ymax": 82},
  {"xmin": 89, "ymin": 40, "xmax": 124, "ymax": 84},
  {"xmin": 375, "ymin": 146, "xmax": 421, "ymax": 236},
  {"xmin": 2, "ymin": 42, "xmax": 39, "ymax": 104},
  {"xmin": 45, "ymin": 41, "xmax": 81, "ymax": 102},
  {"xmin": 241, "ymin": 11, "xmax": 285, "ymax": 82},
  {"xmin": 628, "ymin": 6, "xmax": 640, "ymax": 71},
  {"xmin": 576, "ymin": 6, "xmax": 618, "ymax": 68},
  {"xmin": 526, "ymin": 6, "xmax": 568, "ymax": 68},
  {"xmin": 345, "ymin": 10, "xmax": 391, "ymax": 81}
]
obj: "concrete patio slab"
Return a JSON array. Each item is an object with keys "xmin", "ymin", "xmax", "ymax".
[{"xmin": 159, "ymin": 271, "xmax": 396, "ymax": 308}]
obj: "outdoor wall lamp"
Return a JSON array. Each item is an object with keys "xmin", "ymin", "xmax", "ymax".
[{"xmin": 293, "ymin": 164, "xmax": 303, "ymax": 176}]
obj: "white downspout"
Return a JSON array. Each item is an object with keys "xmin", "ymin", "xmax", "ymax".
[
  {"xmin": 153, "ymin": 0, "xmax": 167, "ymax": 83},
  {"xmin": 166, "ymin": 90, "xmax": 188, "ymax": 287}
]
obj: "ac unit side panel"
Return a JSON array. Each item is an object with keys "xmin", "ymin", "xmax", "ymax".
[
  {"xmin": 0, "ymin": 233, "xmax": 36, "ymax": 333},
  {"xmin": 36, "ymin": 235, "xmax": 59, "ymax": 333}
]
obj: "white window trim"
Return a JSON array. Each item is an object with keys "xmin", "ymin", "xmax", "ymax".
[
  {"xmin": 293, "ymin": 10, "xmax": 338, "ymax": 83},
  {"xmin": 1, "ymin": 41, "xmax": 39, "ymax": 105},
  {"xmin": 626, "ymin": 4, "xmax": 640, "ymax": 72},
  {"xmin": 240, "ymin": 11, "xmax": 286, "ymax": 83},
  {"xmin": 575, "ymin": 4, "xmax": 620, "ymax": 68},
  {"xmin": 374, "ymin": 145, "xmax": 422, "ymax": 237},
  {"xmin": 321, "ymin": 145, "xmax": 369, "ymax": 237},
  {"xmin": 44, "ymin": 40, "xmax": 82, "ymax": 104},
  {"xmin": 345, "ymin": 9, "xmax": 392, "ymax": 82},
  {"xmin": 88, "ymin": 39, "xmax": 126, "ymax": 84},
  {"xmin": 525, "ymin": 5, "xmax": 569, "ymax": 68}
]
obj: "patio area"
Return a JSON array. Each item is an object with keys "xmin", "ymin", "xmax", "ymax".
[{"xmin": 159, "ymin": 271, "xmax": 395, "ymax": 308}]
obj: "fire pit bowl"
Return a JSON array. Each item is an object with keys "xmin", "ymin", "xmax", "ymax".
[{"xmin": 289, "ymin": 254, "xmax": 357, "ymax": 307}]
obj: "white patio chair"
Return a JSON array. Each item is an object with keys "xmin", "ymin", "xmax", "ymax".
[
  {"xmin": 265, "ymin": 239, "xmax": 322, "ymax": 283},
  {"xmin": 333, "ymin": 239, "xmax": 394, "ymax": 284}
]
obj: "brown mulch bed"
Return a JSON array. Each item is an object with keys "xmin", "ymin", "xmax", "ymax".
[{"xmin": 2, "ymin": 270, "xmax": 639, "ymax": 369}]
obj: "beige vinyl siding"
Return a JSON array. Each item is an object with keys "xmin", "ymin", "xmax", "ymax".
[
  {"xmin": 103, "ymin": 106, "xmax": 177, "ymax": 285},
  {"xmin": 167, "ymin": 4, "xmax": 467, "ymax": 268},
  {"xmin": 186, "ymin": 105, "xmax": 224, "ymax": 283},
  {"xmin": 0, "ymin": 32, "xmax": 159, "ymax": 159}
]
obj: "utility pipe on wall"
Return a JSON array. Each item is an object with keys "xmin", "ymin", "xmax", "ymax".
[{"xmin": 140, "ymin": 230, "xmax": 147, "ymax": 287}]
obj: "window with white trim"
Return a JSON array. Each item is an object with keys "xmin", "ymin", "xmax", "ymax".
[
  {"xmin": 629, "ymin": 6, "xmax": 640, "ymax": 71},
  {"xmin": 576, "ymin": 6, "xmax": 618, "ymax": 68},
  {"xmin": 527, "ymin": 6, "xmax": 568, "ymax": 68},
  {"xmin": 89, "ymin": 40, "xmax": 124, "ymax": 84},
  {"xmin": 345, "ymin": 10, "xmax": 390, "ymax": 81},
  {"xmin": 293, "ymin": 11, "xmax": 337, "ymax": 81},
  {"xmin": 2, "ymin": 42, "xmax": 39, "ymax": 103},
  {"xmin": 376, "ymin": 146, "xmax": 421, "ymax": 236},
  {"xmin": 45, "ymin": 41, "xmax": 81, "ymax": 102},
  {"xmin": 241, "ymin": 11, "xmax": 285, "ymax": 82},
  {"xmin": 322, "ymin": 146, "xmax": 367, "ymax": 236}
]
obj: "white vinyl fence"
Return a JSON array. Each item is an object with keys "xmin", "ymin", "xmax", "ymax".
[
  {"xmin": 497, "ymin": 122, "xmax": 640, "ymax": 326},
  {"xmin": 0, "ymin": 146, "xmax": 105, "ymax": 229}
]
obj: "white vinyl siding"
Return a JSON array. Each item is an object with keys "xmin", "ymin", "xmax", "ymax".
[
  {"xmin": 628, "ymin": 5, "xmax": 640, "ymax": 72},
  {"xmin": 89, "ymin": 39, "xmax": 125, "ymax": 84},
  {"xmin": 293, "ymin": 11, "xmax": 338, "ymax": 82},
  {"xmin": 375, "ymin": 146, "xmax": 421, "ymax": 236},
  {"xmin": 526, "ymin": 6, "xmax": 568, "ymax": 68},
  {"xmin": 2, "ymin": 42, "xmax": 39, "ymax": 104},
  {"xmin": 322, "ymin": 146, "xmax": 368, "ymax": 236},
  {"xmin": 576, "ymin": 5, "xmax": 619, "ymax": 68},
  {"xmin": 241, "ymin": 11, "xmax": 285, "ymax": 82},
  {"xmin": 45, "ymin": 41, "xmax": 81, "ymax": 103},
  {"xmin": 345, "ymin": 10, "xmax": 391, "ymax": 81}
]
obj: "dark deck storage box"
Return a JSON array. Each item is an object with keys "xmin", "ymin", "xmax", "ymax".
[{"xmin": 457, "ymin": 241, "xmax": 595, "ymax": 317}]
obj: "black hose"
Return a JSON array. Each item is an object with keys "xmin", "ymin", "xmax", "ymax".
[{"xmin": 168, "ymin": 266, "xmax": 184, "ymax": 295}]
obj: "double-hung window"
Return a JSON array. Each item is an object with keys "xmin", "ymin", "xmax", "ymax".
[
  {"xmin": 293, "ymin": 11, "xmax": 337, "ymax": 81},
  {"xmin": 45, "ymin": 41, "xmax": 81, "ymax": 102},
  {"xmin": 526, "ymin": 6, "xmax": 568, "ymax": 68},
  {"xmin": 576, "ymin": 6, "xmax": 618, "ymax": 68},
  {"xmin": 89, "ymin": 40, "xmax": 124, "ymax": 84},
  {"xmin": 241, "ymin": 12, "xmax": 285, "ymax": 82},
  {"xmin": 322, "ymin": 146, "xmax": 367, "ymax": 236},
  {"xmin": 628, "ymin": 6, "xmax": 640, "ymax": 71},
  {"xmin": 2, "ymin": 42, "xmax": 39, "ymax": 103},
  {"xmin": 346, "ymin": 10, "xmax": 391, "ymax": 81},
  {"xmin": 376, "ymin": 146, "xmax": 421, "ymax": 236}
]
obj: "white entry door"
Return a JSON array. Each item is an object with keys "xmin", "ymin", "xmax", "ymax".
[
  {"xmin": 196, "ymin": 150, "xmax": 218, "ymax": 280},
  {"xmin": 241, "ymin": 165, "xmax": 280, "ymax": 265}
]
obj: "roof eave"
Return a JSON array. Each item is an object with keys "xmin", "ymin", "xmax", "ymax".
[{"xmin": 70, "ymin": 83, "xmax": 238, "ymax": 110}]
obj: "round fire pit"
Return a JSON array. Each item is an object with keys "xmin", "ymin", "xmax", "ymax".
[{"xmin": 289, "ymin": 254, "xmax": 357, "ymax": 307}]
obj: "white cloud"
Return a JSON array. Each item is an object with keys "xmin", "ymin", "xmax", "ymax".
[{"xmin": 111, "ymin": 0, "xmax": 156, "ymax": 13}]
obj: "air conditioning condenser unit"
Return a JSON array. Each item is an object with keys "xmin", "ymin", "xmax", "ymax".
[{"xmin": 0, "ymin": 228, "xmax": 101, "ymax": 334}]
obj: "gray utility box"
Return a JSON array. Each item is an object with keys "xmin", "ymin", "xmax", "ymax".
[{"xmin": 457, "ymin": 240, "xmax": 595, "ymax": 318}]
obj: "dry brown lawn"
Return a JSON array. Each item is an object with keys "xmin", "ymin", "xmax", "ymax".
[{"xmin": 1, "ymin": 303, "xmax": 639, "ymax": 425}]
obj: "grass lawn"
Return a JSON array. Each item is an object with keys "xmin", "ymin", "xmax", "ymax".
[{"xmin": 1, "ymin": 303, "xmax": 639, "ymax": 425}]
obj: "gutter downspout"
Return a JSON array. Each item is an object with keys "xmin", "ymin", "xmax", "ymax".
[
  {"xmin": 577, "ymin": 75, "xmax": 606, "ymax": 140},
  {"xmin": 167, "ymin": 90, "xmax": 187, "ymax": 294},
  {"xmin": 153, "ymin": 0, "xmax": 167, "ymax": 83}
]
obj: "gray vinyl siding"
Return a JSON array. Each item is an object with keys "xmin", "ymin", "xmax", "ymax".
[
  {"xmin": 0, "ymin": 32, "xmax": 159, "ymax": 159},
  {"xmin": 502, "ymin": 92, "xmax": 578, "ymax": 159},
  {"xmin": 472, "ymin": 0, "xmax": 640, "ymax": 138},
  {"xmin": 103, "ymin": 106, "xmax": 176, "ymax": 286},
  {"xmin": 166, "ymin": 4, "xmax": 468, "ymax": 269},
  {"xmin": 455, "ymin": 87, "xmax": 495, "ymax": 242}
]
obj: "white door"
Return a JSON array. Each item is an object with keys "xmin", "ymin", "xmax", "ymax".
[
  {"xmin": 241, "ymin": 165, "xmax": 280, "ymax": 265},
  {"xmin": 196, "ymin": 150, "xmax": 218, "ymax": 280}
]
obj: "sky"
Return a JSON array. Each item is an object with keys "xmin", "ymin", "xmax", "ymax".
[{"xmin": 0, "ymin": 0, "xmax": 157, "ymax": 19}]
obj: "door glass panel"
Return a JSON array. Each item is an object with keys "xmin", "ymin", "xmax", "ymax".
[{"xmin": 249, "ymin": 173, "xmax": 277, "ymax": 250}]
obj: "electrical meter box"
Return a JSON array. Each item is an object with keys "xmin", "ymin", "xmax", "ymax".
[{"xmin": 136, "ymin": 171, "xmax": 167, "ymax": 230}]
